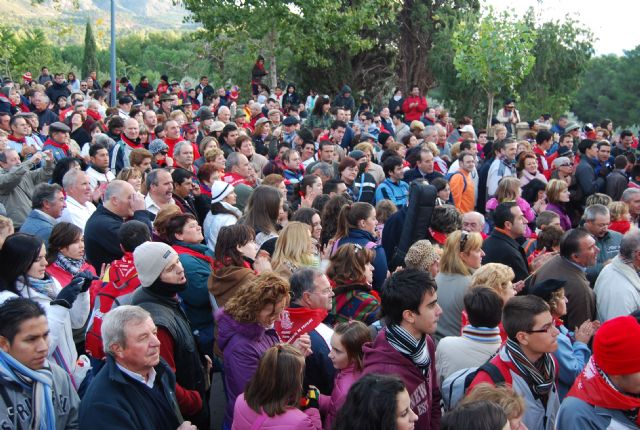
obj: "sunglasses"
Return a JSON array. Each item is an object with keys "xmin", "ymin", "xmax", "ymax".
[
  {"xmin": 559, "ymin": 163, "xmax": 573, "ymax": 167},
  {"xmin": 460, "ymin": 230, "xmax": 469, "ymax": 250},
  {"xmin": 159, "ymin": 150, "xmax": 168, "ymax": 155}
]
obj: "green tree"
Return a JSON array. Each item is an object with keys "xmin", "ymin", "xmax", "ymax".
[
  {"xmin": 452, "ymin": 9, "xmax": 537, "ymax": 129},
  {"xmin": 82, "ymin": 22, "xmax": 99, "ymax": 81}
]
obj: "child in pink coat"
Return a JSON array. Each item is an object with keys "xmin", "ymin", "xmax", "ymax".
[{"xmin": 319, "ymin": 321, "xmax": 372, "ymax": 430}]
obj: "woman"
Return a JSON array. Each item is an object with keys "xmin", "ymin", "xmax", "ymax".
[
  {"xmin": 434, "ymin": 230, "xmax": 484, "ymax": 341},
  {"xmin": 461, "ymin": 384, "xmax": 526, "ymax": 430},
  {"xmin": 353, "ymin": 142, "xmax": 384, "ymax": 184},
  {"xmin": 306, "ymin": 95, "xmax": 333, "ymax": 131},
  {"xmin": 486, "ymin": 177, "xmax": 536, "ymax": 237},
  {"xmin": 215, "ymin": 272, "xmax": 291, "ymax": 426},
  {"xmin": 240, "ymin": 185, "xmax": 283, "ymax": 253},
  {"xmin": 292, "ymin": 175, "xmax": 324, "ymax": 210},
  {"xmin": 404, "ymin": 239, "xmax": 441, "ymax": 278},
  {"xmin": 68, "ymin": 112, "xmax": 91, "ymax": 147},
  {"xmin": 163, "ymin": 213, "xmax": 215, "ymax": 355},
  {"xmin": 232, "ymin": 344, "xmax": 321, "ymax": 430},
  {"xmin": 388, "ymin": 88, "xmax": 404, "ymax": 114},
  {"xmin": 46, "ymin": 222, "xmax": 102, "ymax": 303},
  {"xmin": 204, "ymin": 147, "xmax": 226, "ymax": 176},
  {"xmin": 117, "ymin": 167, "xmax": 143, "ymax": 193},
  {"xmin": 195, "ymin": 136, "xmax": 219, "ymax": 169},
  {"xmin": 339, "ymin": 157, "xmax": 376, "ymax": 205},
  {"xmin": 208, "ymin": 224, "xmax": 271, "ymax": 308},
  {"xmin": 518, "ymin": 151, "xmax": 547, "ymax": 187},
  {"xmin": 272, "ymin": 221, "xmax": 318, "ymax": 279},
  {"xmin": 326, "ymin": 243, "xmax": 379, "ymax": 325},
  {"xmin": 237, "ymin": 135, "xmax": 268, "ymax": 177},
  {"xmin": 333, "ymin": 374, "xmax": 418, "ymax": 430},
  {"xmin": 203, "ymin": 181, "xmax": 242, "ymax": 253},
  {"xmin": 545, "ymin": 179, "xmax": 572, "ymax": 231},
  {"xmin": 0, "ymin": 233, "xmax": 90, "ymax": 388},
  {"xmin": 332, "ymin": 202, "xmax": 388, "ymax": 291},
  {"xmin": 319, "ymin": 194, "xmax": 349, "ymax": 254},
  {"xmin": 292, "ymin": 208, "xmax": 322, "ymax": 243},
  {"xmin": 431, "ymin": 177, "xmax": 451, "ymax": 206},
  {"xmin": 251, "ymin": 118, "xmax": 273, "ymax": 156},
  {"xmin": 531, "ymin": 279, "xmax": 596, "ymax": 400}
]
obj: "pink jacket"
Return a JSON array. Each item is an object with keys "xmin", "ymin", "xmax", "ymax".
[
  {"xmin": 319, "ymin": 365, "xmax": 360, "ymax": 430},
  {"xmin": 232, "ymin": 393, "xmax": 322, "ymax": 430}
]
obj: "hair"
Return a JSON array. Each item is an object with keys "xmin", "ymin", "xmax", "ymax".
[
  {"xmin": 31, "ymin": 183, "xmax": 62, "ymax": 210},
  {"xmin": 214, "ymin": 224, "xmax": 256, "ymax": 266},
  {"xmin": 117, "ymin": 166, "xmax": 143, "ymax": 184},
  {"xmin": 46, "ymin": 222, "xmax": 82, "ymax": 264},
  {"xmin": 559, "ymin": 227, "xmax": 591, "ymax": 259},
  {"xmin": 294, "ymin": 175, "xmax": 321, "ymax": 198},
  {"xmin": 618, "ymin": 229, "xmax": 640, "ymax": 261},
  {"xmin": 470, "ymin": 263, "xmax": 515, "ymax": 299},
  {"xmin": 171, "ymin": 167, "xmax": 194, "ymax": 187},
  {"xmin": 516, "ymin": 151, "xmax": 537, "ymax": 173},
  {"xmin": 622, "ymin": 187, "xmax": 640, "ymax": 203},
  {"xmin": 609, "ymin": 201, "xmax": 629, "ymax": 222},
  {"xmin": 326, "ymin": 243, "xmax": 375, "ymax": 286},
  {"xmin": 0, "ymin": 234, "xmax": 44, "ymax": 294},
  {"xmin": 204, "ymin": 148, "xmax": 224, "ymax": 164},
  {"xmin": 578, "ymin": 139, "xmax": 596, "ymax": 155},
  {"xmin": 442, "ymin": 400, "xmax": 507, "ymax": 430},
  {"xmin": 375, "ymin": 200, "xmax": 397, "ymax": 225},
  {"xmin": 291, "ymin": 208, "xmax": 319, "ymax": 231},
  {"xmin": 51, "ymin": 158, "xmax": 81, "ymax": 187},
  {"xmin": 129, "ymin": 148, "xmax": 152, "ymax": 167},
  {"xmin": 262, "ymin": 174, "xmax": 285, "ymax": 188},
  {"xmin": 464, "ymin": 287, "xmax": 503, "ymax": 328},
  {"xmin": 381, "ymin": 155, "xmax": 403, "ymax": 178},
  {"xmin": 430, "ymin": 178, "xmax": 449, "ymax": 196},
  {"xmin": 495, "ymin": 177, "xmax": 521, "ymax": 202},
  {"xmin": 102, "ymin": 305, "xmax": 151, "ymax": 357},
  {"xmin": 0, "ymin": 298, "xmax": 46, "ymax": 343},
  {"xmin": 535, "ymin": 211, "xmax": 560, "ymax": 231},
  {"xmin": 224, "ymin": 272, "xmax": 290, "ymax": 323},
  {"xmin": 431, "ymin": 205, "xmax": 462, "ymax": 234},
  {"xmin": 545, "ymin": 179, "xmax": 568, "ymax": 205},
  {"xmin": 333, "ymin": 374, "xmax": 407, "ymax": 430},
  {"xmin": 583, "ymin": 203, "xmax": 609, "ymax": 222},
  {"xmin": 502, "ymin": 295, "xmax": 550, "ymax": 340},
  {"xmin": 535, "ymin": 225, "xmax": 564, "ymax": 252},
  {"xmin": 243, "ymin": 344, "xmax": 305, "ymax": 417},
  {"xmin": 289, "ymin": 268, "xmax": 324, "ymax": 303},
  {"xmin": 333, "ymin": 321, "xmax": 371, "ymax": 371},
  {"xmin": 151, "ymin": 204, "xmax": 182, "ymax": 240},
  {"xmin": 164, "ymin": 213, "xmax": 197, "ymax": 244},
  {"xmin": 493, "ymin": 202, "xmax": 517, "ymax": 229},
  {"xmin": 61, "ymin": 168, "xmax": 86, "ymax": 191},
  {"xmin": 404, "ymin": 239, "xmax": 441, "ymax": 272},
  {"xmin": 461, "ymin": 383, "xmax": 525, "ymax": 421},
  {"xmin": 311, "ymin": 95, "xmax": 331, "ymax": 117},
  {"xmin": 334, "ymin": 202, "xmax": 374, "ymax": 241},
  {"xmin": 338, "ymin": 157, "xmax": 357, "ymax": 174},
  {"xmin": 323, "ymin": 178, "xmax": 345, "ymax": 195},
  {"xmin": 308, "ymin": 162, "xmax": 333, "ymax": 180},
  {"xmin": 440, "ymin": 230, "xmax": 483, "ymax": 276},
  {"xmin": 88, "ymin": 142, "xmax": 108, "ymax": 158},
  {"xmin": 320, "ymin": 194, "xmax": 349, "ymax": 248},
  {"xmin": 380, "ymin": 268, "xmax": 437, "ymax": 326},
  {"xmin": 241, "ymin": 185, "xmax": 282, "ymax": 236},
  {"xmin": 116, "ymin": 220, "xmax": 150, "ymax": 253},
  {"xmin": 271, "ymin": 222, "xmax": 316, "ymax": 270}
]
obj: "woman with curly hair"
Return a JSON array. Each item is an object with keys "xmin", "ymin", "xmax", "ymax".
[{"xmin": 326, "ymin": 243, "xmax": 380, "ymax": 325}]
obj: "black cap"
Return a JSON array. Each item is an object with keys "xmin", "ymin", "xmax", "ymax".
[
  {"xmin": 530, "ymin": 279, "xmax": 567, "ymax": 302},
  {"xmin": 282, "ymin": 116, "xmax": 299, "ymax": 126},
  {"xmin": 349, "ymin": 149, "xmax": 366, "ymax": 160},
  {"xmin": 49, "ymin": 121, "xmax": 71, "ymax": 134},
  {"xmin": 119, "ymin": 95, "xmax": 133, "ymax": 104}
]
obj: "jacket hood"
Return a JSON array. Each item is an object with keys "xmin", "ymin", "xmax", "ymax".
[
  {"xmin": 341, "ymin": 85, "xmax": 352, "ymax": 95},
  {"xmin": 215, "ymin": 309, "xmax": 266, "ymax": 351}
]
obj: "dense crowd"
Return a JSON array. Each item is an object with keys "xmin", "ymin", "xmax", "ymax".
[{"xmin": 1, "ymin": 60, "xmax": 640, "ymax": 430}]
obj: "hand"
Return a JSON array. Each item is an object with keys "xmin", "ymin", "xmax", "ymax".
[
  {"xmin": 204, "ymin": 355, "xmax": 212, "ymax": 373},
  {"xmin": 43, "ymin": 150, "xmax": 54, "ymax": 165},
  {"xmin": 30, "ymin": 152, "xmax": 43, "ymax": 165},
  {"xmin": 92, "ymin": 184, "xmax": 105, "ymax": 202},
  {"xmin": 165, "ymin": 156, "xmax": 174, "ymax": 167},
  {"xmin": 21, "ymin": 145, "xmax": 36, "ymax": 157},
  {"xmin": 41, "ymin": 124, "xmax": 49, "ymax": 135},
  {"xmin": 253, "ymin": 254, "xmax": 272, "ymax": 274},
  {"xmin": 513, "ymin": 280, "xmax": 525, "ymax": 293},
  {"xmin": 176, "ymin": 422, "xmax": 197, "ymax": 430},
  {"xmin": 300, "ymin": 194, "xmax": 313, "ymax": 208},
  {"xmin": 130, "ymin": 192, "xmax": 146, "ymax": 212},
  {"xmin": 300, "ymin": 386, "xmax": 320, "ymax": 410},
  {"xmin": 51, "ymin": 277, "xmax": 84, "ymax": 309},
  {"xmin": 75, "ymin": 270, "xmax": 98, "ymax": 292},
  {"xmin": 292, "ymin": 334, "xmax": 312, "ymax": 357},
  {"xmin": 574, "ymin": 320, "xmax": 597, "ymax": 344}
]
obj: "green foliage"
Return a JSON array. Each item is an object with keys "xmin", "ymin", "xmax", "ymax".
[{"xmin": 82, "ymin": 22, "xmax": 99, "ymax": 80}]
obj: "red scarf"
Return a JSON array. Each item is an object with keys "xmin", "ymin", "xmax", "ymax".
[
  {"xmin": 428, "ymin": 228, "xmax": 447, "ymax": 245},
  {"xmin": 120, "ymin": 134, "xmax": 142, "ymax": 149},
  {"xmin": 43, "ymin": 137, "xmax": 70, "ymax": 154},
  {"xmin": 8, "ymin": 134, "xmax": 25, "ymax": 144},
  {"xmin": 275, "ymin": 307, "xmax": 328, "ymax": 343},
  {"xmin": 223, "ymin": 172, "xmax": 252, "ymax": 187},
  {"xmin": 568, "ymin": 358, "xmax": 640, "ymax": 425},
  {"xmin": 172, "ymin": 245, "xmax": 214, "ymax": 267},
  {"xmin": 164, "ymin": 136, "xmax": 184, "ymax": 155},
  {"xmin": 86, "ymin": 109, "xmax": 102, "ymax": 121},
  {"xmin": 213, "ymin": 257, "xmax": 253, "ymax": 273}
]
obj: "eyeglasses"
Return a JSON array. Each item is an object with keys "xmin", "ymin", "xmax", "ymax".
[
  {"xmin": 460, "ymin": 230, "xmax": 469, "ymax": 250},
  {"xmin": 525, "ymin": 323, "xmax": 556, "ymax": 334},
  {"xmin": 159, "ymin": 150, "xmax": 168, "ymax": 155},
  {"xmin": 559, "ymin": 163, "xmax": 574, "ymax": 167}
]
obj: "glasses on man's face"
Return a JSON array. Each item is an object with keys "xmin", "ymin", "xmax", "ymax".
[
  {"xmin": 525, "ymin": 322, "xmax": 556, "ymax": 334},
  {"xmin": 560, "ymin": 163, "xmax": 573, "ymax": 167}
]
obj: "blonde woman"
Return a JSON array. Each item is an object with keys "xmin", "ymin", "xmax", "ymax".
[{"xmin": 272, "ymin": 221, "xmax": 318, "ymax": 278}]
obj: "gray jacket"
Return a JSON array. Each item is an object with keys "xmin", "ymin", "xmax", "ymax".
[
  {"xmin": 0, "ymin": 360, "xmax": 80, "ymax": 430},
  {"xmin": 0, "ymin": 159, "xmax": 53, "ymax": 228}
]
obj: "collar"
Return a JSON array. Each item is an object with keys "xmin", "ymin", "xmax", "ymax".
[
  {"xmin": 34, "ymin": 209, "xmax": 56, "ymax": 223},
  {"xmin": 120, "ymin": 134, "xmax": 142, "ymax": 148},
  {"xmin": 493, "ymin": 227, "xmax": 518, "ymax": 242},
  {"xmin": 461, "ymin": 325, "xmax": 502, "ymax": 343},
  {"xmin": 89, "ymin": 164, "xmax": 107, "ymax": 174},
  {"xmin": 116, "ymin": 362, "xmax": 157, "ymax": 389},
  {"xmin": 562, "ymin": 257, "xmax": 587, "ymax": 272}
]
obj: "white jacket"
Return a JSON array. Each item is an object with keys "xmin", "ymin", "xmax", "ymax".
[
  {"xmin": 203, "ymin": 202, "xmax": 242, "ymax": 253},
  {"xmin": 594, "ymin": 255, "xmax": 640, "ymax": 321}
]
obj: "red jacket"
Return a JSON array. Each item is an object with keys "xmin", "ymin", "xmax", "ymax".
[{"xmin": 402, "ymin": 96, "xmax": 428, "ymax": 122}]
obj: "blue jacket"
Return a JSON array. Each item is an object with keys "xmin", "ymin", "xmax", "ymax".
[
  {"xmin": 19, "ymin": 209, "xmax": 56, "ymax": 246},
  {"xmin": 338, "ymin": 229, "xmax": 388, "ymax": 291},
  {"xmin": 375, "ymin": 179, "xmax": 409, "ymax": 208},
  {"xmin": 553, "ymin": 324, "xmax": 590, "ymax": 400}
]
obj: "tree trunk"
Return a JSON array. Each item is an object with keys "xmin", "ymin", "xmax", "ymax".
[
  {"xmin": 397, "ymin": 0, "xmax": 436, "ymax": 92},
  {"xmin": 486, "ymin": 92, "xmax": 495, "ymax": 132},
  {"xmin": 265, "ymin": 30, "xmax": 278, "ymax": 90}
]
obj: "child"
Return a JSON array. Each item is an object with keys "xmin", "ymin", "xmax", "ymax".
[
  {"xmin": 319, "ymin": 321, "xmax": 371, "ymax": 430},
  {"xmin": 375, "ymin": 199, "xmax": 397, "ymax": 244},
  {"xmin": 608, "ymin": 201, "xmax": 631, "ymax": 234}
]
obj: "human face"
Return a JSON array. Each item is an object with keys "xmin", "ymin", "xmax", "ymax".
[
  {"xmin": 27, "ymin": 245, "xmax": 48, "ymax": 279},
  {"xmin": 176, "ymin": 218, "xmax": 203, "ymax": 244},
  {"xmin": 438, "ymin": 184, "xmax": 450, "ymax": 202},
  {"xmin": 507, "ymin": 206, "xmax": 526, "ymax": 238},
  {"xmin": 411, "ymin": 86, "xmax": 420, "ymax": 97},
  {"xmin": 0, "ymin": 316, "xmax": 49, "ymax": 370},
  {"xmin": 286, "ymin": 151, "xmax": 301, "ymax": 170},
  {"xmin": 396, "ymin": 388, "xmax": 418, "ymax": 430},
  {"xmin": 234, "ymin": 154, "xmax": 251, "ymax": 178},
  {"xmin": 159, "ymin": 255, "xmax": 186, "ymax": 284},
  {"xmin": 218, "ymin": 108, "xmax": 231, "ymax": 123},
  {"xmin": 328, "ymin": 334, "xmax": 349, "ymax": 370},
  {"xmin": 212, "ymin": 155, "xmax": 226, "ymax": 172},
  {"xmin": 136, "ymin": 157, "xmax": 151, "ymax": 173},
  {"xmin": 237, "ymin": 239, "xmax": 259, "ymax": 261},
  {"xmin": 573, "ymin": 235, "xmax": 599, "ymax": 267},
  {"xmin": 598, "ymin": 145, "xmax": 611, "ymax": 162},
  {"xmin": 520, "ymin": 311, "xmax": 559, "ymax": 357},
  {"xmin": 152, "ymin": 171, "xmax": 174, "ymax": 203},
  {"xmin": 239, "ymin": 140, "xmax": 255, "ymax": 157},
  {"xmin": 320, "ymin": 144, "xmax": 335, "ymax": 162},
  {"xmin": 123, "ymin": 120, "xmax": 139, "ymax": 140},
  {"xmin": 626, "ymin": 194, "xmax": 640, "ymax": 217},
  {"xmin": 11, "ymin": 117, "xmax": 29, "ymax": 137},
  {"xmin": 585, "ymin": 213, "xmax": 610, "ymax": 239},
  {"xmin": 585, "ymin": 143, "xmax": 598, "ymax": 159},
  {"xmin": 504, "ymin": 142, "xmax": 517, "ymax": 161},
  {"xmin": 611, "ymin": 372, "xmax": 640, "ymax": 395},
  {"xmin": 332, "ymin": 127, "xmax": 346, "ymax": 143},
  {"xmin": 177, "ymin": 145, "xmax": 194, "ymax": 167},
  {"xmin": 257, "ymin": 297, "xmax": 287, "ymax": 328},
  {"xmin": 70, "ymin": 173, "xmax": 92, "ymax": 204},
  {"xmin": 165, "ymin": 121, "xmax": 180, "ymax": 139},
  {"xmin": 144, "ymin": 111, "xmax": 157, "ymax": 128},
  {"xmin": 114, "ymin": 317, "xmax": 161, "ymax": 376},
  {"xmin": 61, "ymin": 233, "xmax": 85, "ymax": 260},
  {"xmin": 341, "ymin": 165, "xmax": 358, "ymax": 184},
  {"xmin": 310, "ymin": 213, "xmax": 322, "ymax": 240},
  {"xmin": 305, "ymin": 274, "xmax": 334, "ymax": 311},
  {"xmin": 622, "ymin": 135, "xmax": 633, "ymax": 149},
  {"xmin": 558, "ymin": 186, "xmax": 570, "ymax": 203},
  {"xmin": 302, "ymin": 143, "xmax": 315, "ymax": 160},
  {"xmin": 223, "ymin": 190, "xmax": 237, "ymax": 205},
  {"xmin": 306, "ymin": 176, "xmax": 323, "ymax": 200},
  {"xmin": 47, "ymin": 190, "xmax": 67, "ymax": 218},
  {"xmin": 557, "ymin": 160, "xmax": 573, "ymax": 175},
  {"xmin": 462, "ymin": 214, "xmax": 483, "ymax": 233},
  {"xmin": 460, "ymin": 245, "xmax": 485, "ymax": 270},
  {"xmin": 553, "ymin": 290, "xmax": 568, "ymax": 317},
  {"xmin": 478, "ymin": 133, "xmax": 488, "ymax": 146},
  {"xmin": 389, "ymin": 165, "xmax": 405, "ymax": 182},
  {"xmin": 175, "ymin": 177, "xmax": 194, "ymax": 199},
  {"xmin": 127, "ymin": 175, "xmax": 142, "ymax": 193},
  {"xmin": 361, "ymin": 209, "xmax": 377, "ymax": 234},
  {"xmin": 408, "ymin": 290, "xmax": 442, "ymax": 336},
  {"xmin": 417, "ymin": 152, "xmax": 434, "ymax": 173},
  {"xmin": 524, "ymin": 157, "xmax": 538, "ymax": 174},
  {"xmin": 461, "ymin": 155, "xmax": 476, "ymax": 173}
]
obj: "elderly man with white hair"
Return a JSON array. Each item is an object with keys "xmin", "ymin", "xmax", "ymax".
[
  {"xmin": 59, "ymin": 169, "xmax": 97, "ymax": 231},
  {"xmin": 622, "ymin": 187, "xmax": 640, "ymax": 225},
  {"xmin": 79, "ymin": 305, "xmax": 197, "ymax": 430},
  {"xmin": 462, "ymin": 211, "xmax": 486, "ymax": 235}
]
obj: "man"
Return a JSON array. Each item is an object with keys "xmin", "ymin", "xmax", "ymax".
[
  {"xmin": 80, "ymin": 305, "xmax": 196, "ymax": 430},
  {"xmin": 219, "ymin": 124, "xmax": 239, "ymax": 157},
  {"xmin": 605, "ymin": 155, "xmax": 629, "ymax": 201},
  {"xmin": 436, "ymin": 287, "xmax": 503, "ymax": 383},
  {"xmin": 0, "ymin": 298, "xmax": 80, "ymax": 429},
  {"xmin": 143, "ymin": 110, "xmax": 158, "ymax": 138},
  {"xmin": 85, "ymin": 180, "xmax": 152, "ymax": 272},
  {"xmin": 31, "ymin": 92, "xmax": 58, "ymax": 129},
  {"xmin": 612, "ymin": 129, "xmax": 634, "ymax": 158},
  {"xmin": 534, "ymin": 130, "xmax": 553, "ymax": 177},
  {"xmin": 145, "ymin": 169, "xmax": 175, "ymax": 216},
  {"xmin": 375, "ymin": 155, "xmax": 409, "ymax": 208},
  {"xmin": 529, "ymin": 228, "xmax": 598, "ymax": 330},
  {"xmin": 7, "ymin": 115, "xmax": 39, "ymax": 159},
  {"xmin": 495, "ymin": 98, "xmax": 521, "ymax": 137},
  {"xmin": 171, "ymin": 168, "xmax": 198, "ymax": 219},
  {"xmin": 469, "ymin": 296, "xmax": 560, "ymax": 430},
  {"xmin": 131, "ymin": 242, "xmax": 209, "ymax": 428},
  {"xmin": 333, "ymin": 85, "xmax": 355, "ymax": 113},
  {"xmin": 86, "ymin": 142, "xmax": 115, "ymax": 193},
  {"xmin": 594, "ymin": 229, "xmax": 640, "ymax": 321},
  {"xmin": 461, "ymin": 211, "xmax": 486, "ymax": 235},
  {"xmin": 487, "ymin": 139, "xmax": 517, "ymax": 197},
  {"xmin": 402, "ymin": 85, "xmax": 428, "ymax": 123},
  {"xmin": 288, "ymin": 268, "xmax": 336, "ymax": 394},
  {"xmin": 300, "ymin": 140, "xmax": 317, "ymax": 168},
  {"xmin": 111, "ymin": 118, "xmax": 143, "ymax": 174},
  {"xmin": 173, "ymin": 141, "xmax": 195, "ymax": 174},
  {"xmin": 217, "ymin": 105, "xmax": 231, "ymax": 124},
  {"xmin": 38, "ymin": 66, "xmax": 52, "ymax": 84},
  {"xmin": 57, "ymin": 169, "xmax": 96, "ymax": 232},
  {"xmin": 42, "ymin": 121, "xmax": 73, "ymax": 161},
  {"xmin": 575, "ymin": 139, "xmax": 605, "ymax": 206},
  {"xmin": 161, "ymin": 120, "xmax": 185, "ymax": 157},
  {"xmin": 282, "ymin": 116, "xmax": 300, "ymax": 147},
  {"xmin": 323, "ymin": 178, "xmax": 348, "ymax": 198},
  {"xmin": 0, "ymin": 148, "xmax": 55, "ymax": 228},
  {"xmin": 157, "ymin": 93, "xmax": 174, "ymax": 117},
  {"xmin": 392, "ymin": 113, "xmax": 410, "ymax": 141},
  {"xmin": 449, "ymin": 151, "xmax": 476, "ymax": 213},
  {"xmin": 45, "ymin": 73, "xmax": 71, "ymax": 106},
  {"xmin": 282, "ymin": 148, "xmax": 304, "ymax": 194},
  {"xmin": 117, "ymin": 95, "xmax": 133, "ymax": 119},
  {"xmin": 404, "ymin": 149, "xmax": 444, "ymax": 183},
  {"xmin": 622, "ymin": 188, "xmax": 640, "ymax": 225},
  {"xmin": 551, "ymin": 115, "xmax": 568, "ymax": 136},
  {"xmin": 306, "ymin": 140, "xmax": 339, "ymax": 177},
  {"xmin": 223, "ymin": 152, "xmax": 253, "ymax": 187},
  {"xmin": 597, "ymin": 141, "xmax": 613, "ymax": 174},
  {"xmin": 19, "ymin": 183, "xmax": 64, "ymax": 246},
  {"xmin": 363, "ymin": 269, "xmax": 442, "ymax": 429},
  {"xmin": 582, "ymin": 204, "xmax": 622, "ymax": 285},
  {"xmin": 197, "ymin": 76, "xmax": 214, "ymax": 102},
  {"xmin": 482, "ymin": 202, "xmax": 529, "ymax": 282}
]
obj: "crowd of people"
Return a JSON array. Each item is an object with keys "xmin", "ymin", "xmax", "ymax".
[{"xmin": 1, "ymin": 62, "xmax": 640, "ymax": 430}]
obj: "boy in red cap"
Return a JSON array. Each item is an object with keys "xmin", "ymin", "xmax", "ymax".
[{"xmin": 557, "ymin": 314, "xmax": 640, "ymax": 429}]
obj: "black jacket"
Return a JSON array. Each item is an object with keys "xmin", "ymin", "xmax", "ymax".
[
  {"xmin": 575, "ymin": 157, "xmax": 605, "ymax": 206},
  {"xmin": 482, "ymin": 230, "xmax": 530, "ymax": 283},
  {"xmin": 605, "ymin": 169, "xmax": 628, "ymax": 201},
  {"xmin": 79, "ymin": 355, "xmax": 182, "ymax": 430},
  {"xmin": 403, "ymin": 168, "xmax": 443, "ymax": 185},
  {"xmin": 84, "ymin": 204, "xmax": 153, "ymax": 272}
]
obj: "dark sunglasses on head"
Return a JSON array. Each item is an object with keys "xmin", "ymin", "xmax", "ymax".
[
  {"xmin": 560, "ymin": 163, "xmax": 573, "ymax": 167},
  {"xmin": 159, "ymin": 150, "xmax": 168, "ymax": 155}
]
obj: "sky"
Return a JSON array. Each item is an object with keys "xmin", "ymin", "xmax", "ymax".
[{"xmin": 486, "ymin": 0, "xmax": 639, "ymax": 56}]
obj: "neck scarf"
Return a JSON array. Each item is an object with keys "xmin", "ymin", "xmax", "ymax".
[
  {"xmin": 568, "ymin": 357, "xmax": 640, "ymax": 425},
  {"xmin": 147, "ymin": 278, "xmax": 187, "ymax": 297},
  {"xmin": 505, "ymin": 338, "xmax": 556, "ymax": 397},
  {"xmin": 55, "ymin": 253, "xmax": 85, "ymax": 276},
  {"xmin": 120, "ymin": 134, "xmax": 141, "ymax": 149},
  {"xmin": 386, "ymin": 324, "xmax": 431, "ymax": 375},
  {"xmin": 0, "ymin": 350, "xmax": 56, "ymax": 430},
  {"xmin": 8, "ymin": 134, "xmax": 26, "ymax": 144},
  {"xmin": 16, "ymin": 276, "xmax": 57, "ymax": 301},
  {"xmin": 172, "ymin": 244, "xmax": 214, "ymax": 267},
  {"xmin": 43, "ymin": 137, "xmax": 69, "ymax": 154},
  {"xmin": 461, "ymin": 325, "xmax": 502, "ymax": 344}
]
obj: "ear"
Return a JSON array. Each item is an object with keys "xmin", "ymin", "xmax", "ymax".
[
  {"xmin": 110, "ymin": 343, "xmax": 125, "ymax": 359},
  {"xmin": 174, "ymin": 231, "xmax": 185, "ymax": 241},
  {"xmin": 402, "ymin": 309, "xmax": 415, "ymax": 325},
  {"xmin": 515, "ymin": 331, "xmax": 529, "ymax": 346},
  {"xmin": 0, "ymin": 336, "xmax": 10, "ymax": 352}
]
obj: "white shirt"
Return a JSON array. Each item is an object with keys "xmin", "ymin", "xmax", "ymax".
[
  {"xmin": 145, "ymin": 194, "xmax": 174, "ymax": 216},
  {"xmin": 116, "ymin": 363, "xmax": 157, "ymax": 389},
  {"xmin": 487, "ymin": 158, "xmax": 515, "ymax": 197},
  {"xmin": 86, "ymin": 166, "xmax": 116, "ymax": 192},
  {"xmin": 58, "ymin": 196, "xmax": 96, "ymax": 232}
]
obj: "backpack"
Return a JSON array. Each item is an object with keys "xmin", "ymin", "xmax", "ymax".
[{"xmin": 441, "ymin": 361, "xmax": 506, "ymax": 411}]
